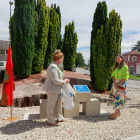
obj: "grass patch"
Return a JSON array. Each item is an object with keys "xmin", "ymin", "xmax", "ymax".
[{"xmin": 129, "ymin": 75, "xmax": 140, "ymax": 80}]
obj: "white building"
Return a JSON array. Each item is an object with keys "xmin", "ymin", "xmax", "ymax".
[{"xmin": 0, "ymin": 40, "xmax": 9, "ymax": 61}]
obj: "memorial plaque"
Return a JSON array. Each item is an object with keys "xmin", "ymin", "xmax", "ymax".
[
  {"xmin": 73, "ymin": 85, "xmax": 91, "ymax": 102},
  {"xmin": 74, "ymin": 85, "xmax": 90, "ymax": 93}
]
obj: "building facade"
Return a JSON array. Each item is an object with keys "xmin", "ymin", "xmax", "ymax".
[
  {"xmin": 0, "ymin": 40, "xmax": 9, "ymax": 61},
  {"xmin": 122, "ymin": 51, "xmax": 140, "ymax": 75}
]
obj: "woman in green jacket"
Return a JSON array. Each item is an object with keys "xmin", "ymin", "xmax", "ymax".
[{"xmin": 107, "ymin": 55, "xmax": 129, "ymax": 119}]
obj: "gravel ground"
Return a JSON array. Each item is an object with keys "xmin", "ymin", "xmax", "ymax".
[
  {"xmin": 0, "ymin": 82, "xmax": 46, "ymax": 99},
  {"xmin": 0, "ymin": 87, "xmax": 140, "ymax": 140}
]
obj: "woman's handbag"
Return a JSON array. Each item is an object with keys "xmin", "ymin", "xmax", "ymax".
[{"xmin": 62, "ymin": 83, "xmax": 75, "ymax": 110}]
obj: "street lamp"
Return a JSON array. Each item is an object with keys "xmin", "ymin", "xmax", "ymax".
[
  {"xmin": 9, "ymin": 1, "xmax": 13, "ymax": 42},
  {"xmin": 9, "ymin": 1, "xmax": 13, "ymax": 18}
]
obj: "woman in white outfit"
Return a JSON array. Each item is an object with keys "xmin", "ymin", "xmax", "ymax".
[{"xmin": 42, "ymin": 50, "xmax": 70, "ymax": 126}]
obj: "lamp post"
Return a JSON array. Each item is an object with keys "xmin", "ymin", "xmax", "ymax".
[
  {"xmin": 9, "ymin": 1, "xmax": 13, "ymax": 19},
  {"xmin": 9, "ymin": 1, "xmax": 13, "ymax": 43}
]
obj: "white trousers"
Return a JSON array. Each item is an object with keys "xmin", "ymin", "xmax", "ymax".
[{"xmin": 47, "ymin": 92, "xmax": 64, "ymax": 123}]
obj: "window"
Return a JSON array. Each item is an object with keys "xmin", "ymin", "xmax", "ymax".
[
  {"xmin": 6, "ymin": 50, "xmax": 8, "ymax": 54},
  {"xmin": 132, "ymin": 56, "xmax": 137, "ymax": 61},
  {"xmin": 0, "ymin": 49, "xmax": 5, "ymax": 54}
]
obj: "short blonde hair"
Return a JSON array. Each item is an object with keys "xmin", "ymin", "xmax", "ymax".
[{"xmin": 52, "ymin": 50, "xmax": 64, "ymax": 62}]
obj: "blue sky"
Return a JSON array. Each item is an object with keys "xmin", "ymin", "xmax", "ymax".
[{"xmin": 0, "ymin": 0, "xmax": 140, "ymax": 64}]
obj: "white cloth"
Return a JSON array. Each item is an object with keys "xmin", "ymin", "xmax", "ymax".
[{"xmin": 62, "ymin": 83, "xmax": 75, "ymax": 110}]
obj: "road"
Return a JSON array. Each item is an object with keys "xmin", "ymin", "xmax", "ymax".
[
  {"xmin": 76, "ymin": 68, "xmax": 140, "ymax": 89},
  {"xmin": 127, "ymin": 79, "xmax": 140, "ymax": 89},
  {"xmin": 76, "ymin": 68, "xmax": 90, "ymax": 75}
]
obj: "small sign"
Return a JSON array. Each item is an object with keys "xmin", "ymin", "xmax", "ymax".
[{"xmin": 74, "ymin": 85, "xmax": 90, "ymax": 93}]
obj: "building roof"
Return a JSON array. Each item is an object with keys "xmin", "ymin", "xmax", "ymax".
[{"xmin": 122, "ymin": 51, "xmax": 140, "ymax": 56}]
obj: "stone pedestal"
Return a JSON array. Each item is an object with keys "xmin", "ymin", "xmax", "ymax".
[
  {"xmin": 73, "ymin": 85, "xmax": 91, "ymax": 102},
  {"xmin": 62, "ymin": 101, "xmax": 79, "ymax": 118},
  {"xmin": 83, "ymin": 98, "xmax": 101, "ymax": 116},
  {"xmin": 40, "ymin": 99, "xmax": 56, "ymax": 119}
]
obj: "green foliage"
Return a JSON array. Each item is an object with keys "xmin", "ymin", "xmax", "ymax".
[
  {"xmin": 129, "ymin": 74, "xmax": 140, "ymax": 80},
  {"xmin": 10, "ymin": 0, "xmax": 35, "ymax": 78},
  {"xmin": 9, "ymin": 15, "xmax": 17, "ymax": 74},
  {"xmin": 90, "ymin": 1, "xmax": 107, "ymax": 84},
  {"xmin": 93, "ymin": 25, "xmax": 108, "ymax": 91},
  {"xmin": 75, "ymin": 52, "xmax": 85, "ymax": 67},
  {"xmin": 51, "ymin": 3, "xmax": 62, "ymax": 50},
  {"xmin": 132, "ymin": 41, "xmax": 140, "ymax": 51},
  {"xmin": 44, "ymin": 8, "xmax": 60, "ymax": 68},
  {"xmin": 93, "ymin": 10, "xmax": 122, "ymax": 91},
  {"xmin": 32, "ymin": 0, "xmax": 50, "ymax": 73},
  {"xmin": 62, "ymin": 20, "xmax": 78, "ymax": 70}
]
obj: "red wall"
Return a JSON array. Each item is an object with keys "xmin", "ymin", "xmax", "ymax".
[
  {"xmin": 129, "ymin": 55, "xmax": 140, "ymax": 73},
  {"xmin": 128, "ymin": 61, "xmax": 136, "ymax": 73},
  {"xmin": 123, "ymin": 55, "xmax": 140, "ymax": 74},
  {"xmin": 124, "ymin": 55, "xmax": 128, "ymax": 65},
  {"xmin": 129, "ymin": 55, "xmax": 140, "ymax": 62}
]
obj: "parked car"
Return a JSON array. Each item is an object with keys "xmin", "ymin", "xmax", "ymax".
[
  {"xmin": 0, "ymin": 61, "xmax": 6, "ymax": 77},
  {"xmin": 72, "ymin": 66, "xmax": 76, "ymax": 72}
]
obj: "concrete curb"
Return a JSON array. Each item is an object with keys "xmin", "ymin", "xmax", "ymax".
[
  {"xmin": 128, "ymin": 79, "xmax": 140, "ymax": 81},
  {"xmin": 91, "ymin": 93, "xmax": 109, "ymax": 103}
]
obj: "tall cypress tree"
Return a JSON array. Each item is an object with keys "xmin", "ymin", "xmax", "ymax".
[
  {"xmin": 56, "ymin": 5, "xmax": 62, "ymax": 50},
  {"xmin": 62, "ymin": 20, "xmax": 78, "ymax": 70},
  {"xmin": 10, "ymin": 0, "xmax": 35, "ymax": 77},
  {"xmin": 93, "ymin": 25, "xmax": 108, "ymax": 91},
  {"xmin": 93, "ymin": 10, "xmax": 122, "ymax": 91},
  {"xmin": 106, "ymin": 10, "xmax": 122, "ymax": 90},
  {"xmin": 9, "ymin": 15, "xmax": 17, "ymax": 73},
  {"xmin": 44, "ymin": 8, "xmax": 60, "ymax": 68},
  {"xmin": 90, "ymin": 1, "xmax": 107, "ymax": 84},
  {"xmin": 32, "ymin": 0, "xmax": 50, "ymax": 73},
  {"xmin": 51, "ymin": 3, "xmax": 62, "ymax": 50}
]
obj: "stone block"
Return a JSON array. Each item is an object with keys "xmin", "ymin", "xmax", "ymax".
[
  {"xmin": 24, "ymin": 96, "xmax": 32, "ymax": 107},
  {"xmin": 73, "ymin": 85, "xmax": 91, "ymax": 102},
  {"xmin": 32, "ymin": 94, "xmax": 40, "ymax": 106},
  {"xmin": 106, "ymin": 98, "xmax": 108, "ymax": 102},
  {"xmin": 40, "ymin": 94, "xmax": 47, "ymax": 99},
  {"xmin": 16, "ymin": 98, "xmax": 24, "ymax": 107},
  {"xmin": 100, "ymin": 97, "xmax": 106, "ymax": 103},
  {"xmin": 62, "ymin": 101, "xmax": 79, "ymax": 118},
  {"xmin": 40, "ymin": 99, "xmax": 56, "ymax": 119},
  {"xmin": 83, "ymin": 98, "xmax": 101, "ymax": 116},
  {"xmin": 12, "ymin": 98, "xmax": 17, "ymax": 107}
]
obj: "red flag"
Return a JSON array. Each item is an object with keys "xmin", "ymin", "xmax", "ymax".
[{"xmin": 1, "ymin": 44, "xmax": 15, "ymax": 106}]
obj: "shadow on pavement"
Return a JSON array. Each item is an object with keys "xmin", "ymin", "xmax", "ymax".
[{"xmin": 0, "ymin": 120, "xmax": 51, "ymax": 135}]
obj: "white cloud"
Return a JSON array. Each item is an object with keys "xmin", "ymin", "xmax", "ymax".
[
  {"xmin": 121, "ymin": 42, "xmax": 132, "ymax": 53},
  {"xmin": 0, "ymin": 0, "xmax": 140, "ymax": 59}
]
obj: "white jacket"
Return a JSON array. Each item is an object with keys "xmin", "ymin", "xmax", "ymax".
[{"xmin": 42, "ymin": 61, "xmax": 66, "ymax": 94}]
